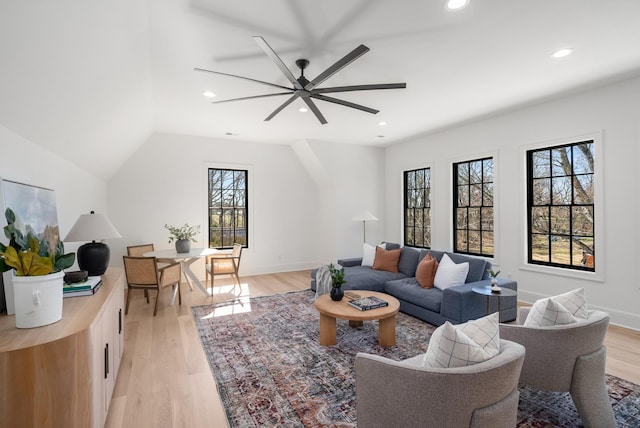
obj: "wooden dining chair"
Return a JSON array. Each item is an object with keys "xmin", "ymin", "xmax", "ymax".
[
  {"xmin": 126, "ymin": 243, "xmax": 155, "ymax": 257},
  {"xmin": 123, "ymin": 256, "xmax": 182, "ymax": 316},
  {"xmin": 205, "ymin": 243, "xmax": 243, "ymax": 295},
  {"xmin": 126, "ymin": 244, "xmax": 174, "ymax": 301}
]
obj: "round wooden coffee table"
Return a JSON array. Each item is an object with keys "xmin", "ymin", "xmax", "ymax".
[{"xmin": 313, "ymin": 291, "xmax": 400, "ymax": 346}]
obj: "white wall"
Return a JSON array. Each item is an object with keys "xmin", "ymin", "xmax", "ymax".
[
  {"xmin": 385, "ymin": 75, "xmax": 640, "ymax": 330},
  {"xmin": 301, "ymin": 139, "xmax": 386, "ymax": 260},
  {"xmin": 0, "ymin": 124, "xmax": 107, "ymax": 268}
]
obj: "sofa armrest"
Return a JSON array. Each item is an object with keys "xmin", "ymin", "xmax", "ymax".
[{"xmin": 337, "ymin": 257, "xmax": 363, "ymax": 267}]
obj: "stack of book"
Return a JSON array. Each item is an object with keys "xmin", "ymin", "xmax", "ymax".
[
  {"xmin": 348, "ymin": 295, "xmax": 389, "ymax": 311},
  {"xmin": 63, "ymin": 276, "xmax": 103, "ymax": 298}
]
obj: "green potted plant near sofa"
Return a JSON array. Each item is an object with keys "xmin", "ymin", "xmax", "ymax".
[
  {"xmin": 165, "ymin": 223, "xmax": 200, "ymax": 253},
  {"xmin": 328, "ymin": 263, "xmax": 346, "ymax": 301},
  {"xmin": 0, "ymin": 208, "xmax": 75, "ymax": 328}
]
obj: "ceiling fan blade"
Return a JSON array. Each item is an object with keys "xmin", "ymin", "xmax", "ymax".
[
  {"xmin": 213, "ymin": 92, "xmax": 293, "ymax": 104},
  {"xmin": 194, "ymin": 67, "xmax": 292, "ymax": 91},
  {"xmin": 304, "ymin": 44, "xmax": 370, "ymax": 91},
  {"xmin": 252, "ymin": 36, "xmax": 302, "ymax": 90},
  {"xmin": 301, "ymin": 98, "xmax": 327, "ymax": 124},
  {"xmin": 265, "ymin": 95, "xmax": 298, "ymax": 121},
  {"xmin": 313, "ymin": 83, "xmax": 406, "ymax": 94},
  {"xmin": 311, "ymin": 94, "xmax": 379, "ymax": 114}
]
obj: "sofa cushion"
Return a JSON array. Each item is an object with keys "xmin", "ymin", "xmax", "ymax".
[
  {"xmin": 343, "ymin": 266, "xmax": 406, "ymax": 292},
  {"xmin": 373, "ymin": 246, "xmax": 401, "ymax": 273},
  {"xmin": 446, "ymin": 252, "xmax": 490, "ymax": 283},
  {"xmin": 434, "ymin": 254, "xmax": 469, "ymax": 290},
  {"xmin": 382, "ymin": 242, "xmax": 401, "ymax": 250},
  {"xmin": 415, "ymin": 253, "xmax": 437, "ymax": 288},
  {"xmin": 385, "ymin": 278, "xmax": 442, "ymax": 313},
  {"xmin": 398, "ymin": 246, "xmax": 420, "ymax": 277},
  {"xmin": 422, "ymin": 312, "xmax": 500, "ymax": 368}
]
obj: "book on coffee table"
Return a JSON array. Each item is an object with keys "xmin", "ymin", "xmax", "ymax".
[{"xmin": 348, "ymin": 295, "xmax": 389, "ymax": 311}]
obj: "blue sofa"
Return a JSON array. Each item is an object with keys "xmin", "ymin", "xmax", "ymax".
[{"xmin": 311, "ymin": 244, "xmax": 517, "ymax": 326}]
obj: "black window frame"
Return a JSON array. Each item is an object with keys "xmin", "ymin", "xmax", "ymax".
[
  {"xmin": 207, "ymin": 168, "xmax": 248, "ymax": 250},
  {"xmin": 526, "ymin": 140, "xmax": 595, "ymax": 271},
  {"xmin": 403, "ymin": 167, "xmax": 431, "ymax": 248},
  {"xmin": 453, "ymin": 157, "xmax": 494, "ymax": 257}
]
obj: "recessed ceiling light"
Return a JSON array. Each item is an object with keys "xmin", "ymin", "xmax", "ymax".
[
  {"xmin": 203, "ymin": 91, "xmax": 216, "ymax": 98},
  {"xmin": 551, "ymin": 48, "xmax": 574, "ymax": 59},
  {"xmin": 299, "ymin": 107, "xmax": 308, "ymax": 113},
  {"xmin": 378, "ymin": 121, "xmax": 387, "ymax": 126},
  {"xmin": 445, "ymin": 0, "xmax": 469, "ymax": 10},
  {"xmin": 376, "ymin": 135, "xmax": 385, "ymax": 139}
]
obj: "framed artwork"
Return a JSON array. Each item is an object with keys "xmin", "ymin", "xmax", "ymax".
[
  {"xmin": 1, "ymin": 179, "xmax": 60, "ymax": 251},
  {"xmin": 0, "ymin": 179, "xmax": 59, "ymax": 313}
]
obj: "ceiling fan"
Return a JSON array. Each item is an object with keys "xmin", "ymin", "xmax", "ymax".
[{"xmin": 194, "ymin": 36, "xmax": 406, "ymax": 125}]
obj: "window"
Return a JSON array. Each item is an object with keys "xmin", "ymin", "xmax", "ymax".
[
  {"xmin": 207, "ymin": 168, "xmax": 248, "ymax": 249},
  {"xmin": 404, "ymin": 167, "xmax": 431, "ymax": 248},
  {"xmin": 527, "ymin": 140, "xmax": 594, "ymax": 271},
  {"xmin": 453, "ymin": 157, "xmax": 494, "ymax": 257}
]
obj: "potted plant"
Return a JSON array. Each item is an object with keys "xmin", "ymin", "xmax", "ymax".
[
  {"xmin": 328, "ymin": 263, "xmax": 346, "ymax": 301},
  {"xmin": 488, "ymin": 268, "xmax": 501, "ymax": 292},
  {"xmin": 165, "ymin": 223, "xmax": 200, "ymax": 253},
  {"xmin": 0, "ymin": 208, "xmax": 75, "ymax": 328}
]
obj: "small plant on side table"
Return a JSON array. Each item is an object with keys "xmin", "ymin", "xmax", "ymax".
[{"xmin": 488, "ymin": 268, "xmax": 501, "ymax": 290}]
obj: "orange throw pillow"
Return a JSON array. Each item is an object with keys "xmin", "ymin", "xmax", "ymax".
[
  {"xmin": 372, "ymin": 246, "xmax": 401, "ymax": 273},
  {"xmin": 416, "ymin": 253, "xmax": 438, "ymax": 288}
]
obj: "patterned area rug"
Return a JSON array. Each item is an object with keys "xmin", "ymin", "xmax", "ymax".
[{"xmin": 192, "ymin": 290, "xmax": 640, "ymax": 427}]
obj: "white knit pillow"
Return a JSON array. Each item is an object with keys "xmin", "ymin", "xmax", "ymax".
[
  {"xmin": 422, "ymin": 312, "xmax": 500, "ymax": 368},
  {"xmin": 523, "ymin": 298, "xmax": 578, "ymax": 327},
  {"xmin": 433, "ymin": 253, "xmax": 469, "ymax": 291}
]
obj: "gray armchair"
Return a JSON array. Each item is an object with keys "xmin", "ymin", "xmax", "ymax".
[
  {"xmin": 355, "ymin": 340, "xmax": 525, "ymax": 428},
  {"xmin": 500, "ymin": 308, "xmax": 615, "ymax": 428}
]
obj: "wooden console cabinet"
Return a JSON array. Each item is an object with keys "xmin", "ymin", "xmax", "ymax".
[{"xmin": 0, "ymin": 268, "xmax": 125, "ymax": 428}]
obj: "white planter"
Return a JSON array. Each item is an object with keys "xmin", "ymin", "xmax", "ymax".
[{"xmin": 12, "ymin": 271, "xmax": 65, "ymax": 329}]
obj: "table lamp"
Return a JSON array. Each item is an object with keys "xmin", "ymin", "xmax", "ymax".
[
  {"xmin": 64, "ymin": 211, "xmax": 122, "ymax": 276},
  {"xmin": 352, "ymin": 209, "xmax": 378, "ymax": 243}
]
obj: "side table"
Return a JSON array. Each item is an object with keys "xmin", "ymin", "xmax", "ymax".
[{"xmin": 471, "ymin": 285, "xmax": 518, "ymax": 322}]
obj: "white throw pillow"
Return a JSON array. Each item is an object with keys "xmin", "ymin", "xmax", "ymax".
[
  {"xmin": 523, "ymin": 298, "xmax": 578, "ymax": 327},
  {"xmin": 433, "ymin": 253, "xmax": 469, "ymax": 290},
  {"xmin": 362, "ymin": 243, "xmax": 386, "ymax": 267},
  {"xmin": 552, "ymin": 288, "xmax": 588, "ymax": 319},
  {"xmin": 422, "ymin": 312, "xmax": 500, "ymax": 368}
]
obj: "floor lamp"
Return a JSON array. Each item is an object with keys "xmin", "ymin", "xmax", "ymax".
[{"xmin": 352, "ymin": 209, "xmax": 378, "ymax": 244}]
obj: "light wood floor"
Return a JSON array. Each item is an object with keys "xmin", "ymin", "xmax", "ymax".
[{"xmin": 105, "ymin": 270, "xmax": 640, "ymax": 428}]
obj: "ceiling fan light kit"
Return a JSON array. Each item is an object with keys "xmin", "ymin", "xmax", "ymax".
[{"xmin": 195, "ymin": 36, "xmax": 406, "ymax": 125}]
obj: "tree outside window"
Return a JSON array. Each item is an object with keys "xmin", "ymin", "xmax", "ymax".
[
  {"xmin": 453, "ymin": 157, "xmax": 494, "ymax": 257},
  {"xmin": 404, "ymin": 167, "xmax": 431, "ymax": 248},
  {"xmin": 207, "ymin": 168, "xmax": 248, "ymax": 249},
  {"xmin": 527, "ymin": 140, "xmax": 594, "ymax": 270}
]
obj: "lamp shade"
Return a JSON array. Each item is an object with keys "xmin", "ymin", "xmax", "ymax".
[
  {"xmin": 64, "ymin": 211, "xmax": 121, "ymax": 276},
  {"xmin": 352, "ymin": 209, "xmax": 378, "ymax": 222},
  {"xmin": 64, "ymin": 211, "xmax": 121, "ymax": 242}
]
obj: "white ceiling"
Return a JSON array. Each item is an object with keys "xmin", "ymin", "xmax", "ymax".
[{"xmin": 2, "ymin": 0, "xmax": 640, "ymax": 179}]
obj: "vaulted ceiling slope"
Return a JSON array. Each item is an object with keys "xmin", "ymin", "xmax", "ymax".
[{"xmin": 2, "ymin": 0, "xmax": 640, "ymax": 179}]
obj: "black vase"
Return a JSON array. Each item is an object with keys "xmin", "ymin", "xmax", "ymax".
[{"xmin": 330, "ymin": 286, "xmax": 344, "ymax": 301}]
